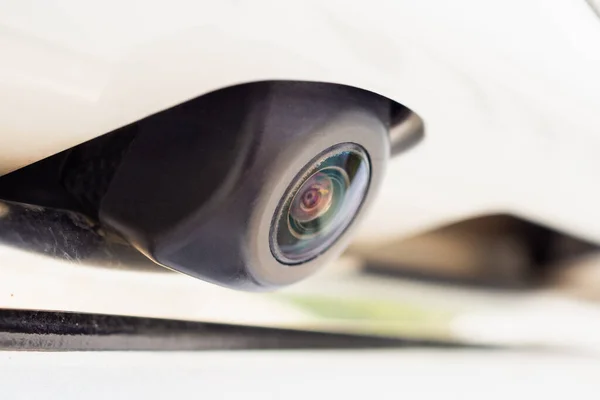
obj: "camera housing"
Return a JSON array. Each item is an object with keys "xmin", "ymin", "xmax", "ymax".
[{"xmin": 98, "ymin": 81, "xmax": 391, "ymax": 290}]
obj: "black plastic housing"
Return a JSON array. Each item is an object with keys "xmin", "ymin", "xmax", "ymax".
[{"xmin": 99, "ymin": 81, "xmax": 391, "ymax": 290}]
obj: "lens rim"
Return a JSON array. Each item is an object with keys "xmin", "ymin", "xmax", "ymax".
[{"xmin": 270, "ymin": 143, "xmax": 371, "ymax": 265}]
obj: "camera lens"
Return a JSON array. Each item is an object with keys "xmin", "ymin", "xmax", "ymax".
[
  {"xmin": 270, "ymin": 143, "xmax": 370, "ymax": 265},
  {"xmin": 289, "ymin": 170, "xmax": 336, "ymax": 225}
]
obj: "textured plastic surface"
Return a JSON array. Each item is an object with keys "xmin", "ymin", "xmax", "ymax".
[{"xmin": 1, "ymin": 310, "xmax": 443, "ymax": 351}]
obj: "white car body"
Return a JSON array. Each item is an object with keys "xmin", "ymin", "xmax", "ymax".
[{"xmin": 2, "ymin": 0, "xmax": 600, "ymax": 244}]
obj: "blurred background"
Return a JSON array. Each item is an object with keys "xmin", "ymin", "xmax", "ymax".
[{"xmin": 4, "ymin": 211, "xmax": 600, "ymax": 354}]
